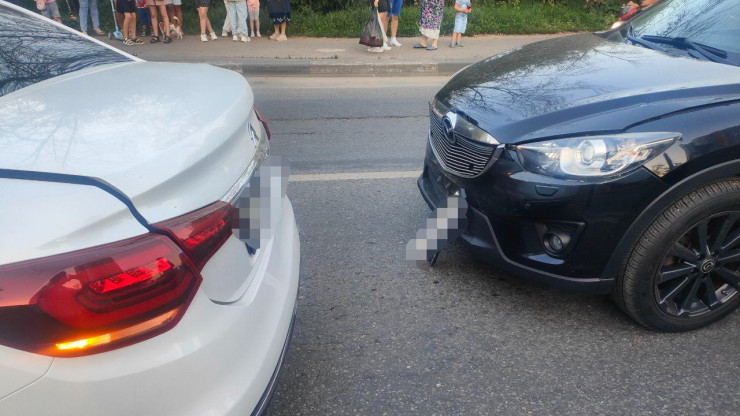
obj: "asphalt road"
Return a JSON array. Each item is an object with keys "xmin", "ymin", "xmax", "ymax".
[{"xmin": 248, "ymin": 76, "xmax": 740, "ymax": 416}]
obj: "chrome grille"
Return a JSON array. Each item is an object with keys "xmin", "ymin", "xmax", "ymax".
[{"xmin": 429, "ymin": 107, "xmax": 497, "ymax": 177}]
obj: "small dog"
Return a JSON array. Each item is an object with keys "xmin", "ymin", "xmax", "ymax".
[{"xmin": 160, "ymin": 20, "xmax": 183, "ymax": 40}]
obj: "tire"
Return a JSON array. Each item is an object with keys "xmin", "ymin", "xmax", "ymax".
[{"xmin": 614, "ymin": 179, "xmax": 740, "ymax": 332}]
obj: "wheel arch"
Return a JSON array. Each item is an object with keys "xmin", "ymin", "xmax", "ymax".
[{"xmin": 601, "ymin": 160, "xmax": 740, "ymax": 281}]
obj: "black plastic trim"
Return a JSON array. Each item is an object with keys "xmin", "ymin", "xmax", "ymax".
[{"xmin": 0, "ymin": 168, "xmax": 152, "ymax": 229}]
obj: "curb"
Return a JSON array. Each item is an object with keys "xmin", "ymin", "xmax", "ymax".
[{"xmin": 167, "ymin": 59, "xmax": 473, "ymax": 76}]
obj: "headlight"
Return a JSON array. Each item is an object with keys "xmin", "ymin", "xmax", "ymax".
[{"xmin": 516, "ymin": 132, "xmax": 679, "ymax": 179}]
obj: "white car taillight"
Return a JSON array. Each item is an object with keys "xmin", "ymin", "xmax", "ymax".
[{"xmin": 0, "ymin": 200, "xmax": 238, "ymax": 357}]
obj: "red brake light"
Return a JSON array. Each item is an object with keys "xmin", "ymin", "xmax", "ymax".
[
  {"xmin": 0, "ymin": 234, "xmax": 200, "ymax": 357},
  {"xmin": 254, "ymin": 107, "xmax": 271, "ymax": 140},
  {"xmin": 153, "ymin": 201, "xmax": 236, "ymax": 270}
]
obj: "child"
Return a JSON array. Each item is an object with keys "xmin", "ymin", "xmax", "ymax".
[
  {"xmin": 225, "ymin": 0, "xmax": 249, "ymax": 42},
  {"xmin": 137, "ymin": 0, "xmax": 151, "ymax": 37},
  {"xmin": 117, "ymin": 0, "xmax": 144, "ymax": 45},
  {"xmin": 451, "ymin": 0, "xmax": 470, "ymax": 48},
  {"xmin": 37, "ymin": 0, "xmax": 62, "ymax": 24},
  {"xmin": 247, "ymin": 0, "xmax": 260, "ymax": 37}
]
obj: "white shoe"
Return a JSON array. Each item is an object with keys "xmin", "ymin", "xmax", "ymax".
[
  {"xmin": 251, "ymin": 32, "xmax": 255, "ymax": 37},
  {"xmin": 210, "ymin": 31, "xmax": 218, "ymax": 40},
  {"xmin": 383, "ymin": 43, "xmax": 391, "ymax": 51},
  {"xmin": 257, "ymin": 31, "xmax": 261, "ymax": 37},
  {"xmin": 368, "ymin": 46, "xmax": 384, "ymax": 53},
  {"xmin": 221, "ymin": 31, "xmax": 228, "ymax": 37},
  {"xmin": 277, "ymin": 34, "xmax": 287, "ymax": 42},
  {"xmin": 269, "ymin": 32, "xmax": 279, "ymax": 40},
  {"xmin": 240, "ymin": 34, "xmax": 250, "ymax": 42},
  {"xmin": 390, "ymin": 37, "xmax": 402, "ymax": 47},
  {"xmin": 233, "ymin": 34, "xmax": 239, "ymax": 41},
  {"xmin": 200, "ymin": 34, "xmax": 208, "ymax": 42}
]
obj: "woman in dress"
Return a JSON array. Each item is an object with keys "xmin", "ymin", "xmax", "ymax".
[
  {"xmin": 414, "ymin": 0, "xmax": 444, "ymax": 50},
  {"xmin": 268, "ymin": 0, "xmax": 290, "ymax": 41}
]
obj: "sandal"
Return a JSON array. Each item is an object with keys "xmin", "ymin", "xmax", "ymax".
[
  {"xmin": 426, "ymin": 45, "xmax": 438, "ymax": 51},
  {"xmin": 413, "ymin": 43, "xmax": 426, "ymax": 49},
  {"xmin": 164, "ymin": 36, "xmax": 172, "ymax": 44},
  {"xmin": 456, "ymin": 42, "xmax": 464, "ymax": 47},
  {"xmin": 94, "ymin": 28, "xmax": 104, "ymax": 35},
  {"xmin": 150, "ymin": 36, "xmax": 160, "ymax": 43},
  {"xmin": 449, "ymin": 42, "xmax": 456, "ymax": 48}
]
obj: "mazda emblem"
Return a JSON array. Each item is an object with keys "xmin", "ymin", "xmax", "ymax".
[{"xmin": 442, "ymin": 116, "xmax": 456, "ymax": 144}]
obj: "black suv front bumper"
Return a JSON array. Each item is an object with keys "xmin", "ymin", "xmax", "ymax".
[{"xmin": 418, "ymin": 143, "xmax": 668, "ymax": 293}]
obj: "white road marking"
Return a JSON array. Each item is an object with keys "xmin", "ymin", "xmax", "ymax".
[{"xmin": 289, "ymin": 170, "xmax": 422, "ymax": 182}]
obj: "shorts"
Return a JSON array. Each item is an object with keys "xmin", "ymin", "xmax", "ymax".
[
  {"xmin": 387, "ymin": 0, "xmax": 402, "ymax": 16},
  {"xmin": 375, "ymin": 0, "xmax": 389, "ymax": 14},
  {"xmin": 116, "ymin": 0, "xmax": 136, "ymax": 13},
  {"xmin": 40, "ymin": 2, "xmax": 61, "ymax": 19},
  {"xmin": 138, "ymin": 6, "xmax": 151, "ymax": 25},
  {"xmin": 454, "ymin": 13, "xmax": 467, "ymax": 34},
  {"xmin": 248, "ymin": 5, "xmax": 260, "ymax": 21},
  {"xmin": 194, "ymin": 0, "xmax": 209, "ymax": 7},
  {"xmin": 150, "ymin": 0, "xmax": 167, "ymax": 6},
  {"xmin": 165, "ymin": 0, "xmax": 182, "ymax": 5}
]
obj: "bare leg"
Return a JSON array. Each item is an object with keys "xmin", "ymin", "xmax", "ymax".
[
  {"xmin": 420, "ymin": 35, "xmax": 428, "ymax": 47},
  {"xmin": 129, "ymin": 13, "xmax": 137, "ymax": 38},
  {"xmin": 123, "ymin": 13, "xmax": 131, "ymax": 38},
  {"xmin": 390, "ymin": 14, "xmax": 398, "ymax": 38},
  {"xmin": 149, "ymin": 6, "xmax": 159, "ymax": 37},
  {"xmin": 198, "ymin": 7, "xmax": 207, "ymax": 34},
  {"xmin": 205, "ymin": 8, "xmax": 214, "ymax": 33},
  {"xmin": 158, "ymin": 5, "xmax": 170, "ymax": 37},
  {"xmin": 281, "ymin": 21, "xmax": 286, "ymax": 35}
]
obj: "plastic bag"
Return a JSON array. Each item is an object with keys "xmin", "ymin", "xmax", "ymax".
[{"xmin": 359, "ymin": 7, "xmax": 384, "ymax": 48}]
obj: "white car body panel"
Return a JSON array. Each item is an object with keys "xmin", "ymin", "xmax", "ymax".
[{"xmin": 0, "ymin": 61, "xmax": 262, "ymax": 225}]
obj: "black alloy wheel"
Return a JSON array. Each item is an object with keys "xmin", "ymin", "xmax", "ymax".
[
  {"xmin": 614, "ymin": 180, "xmax": 740, "ymax": 332},
  {"xmin": 655, "ymin": 212, "xmax": 740, "ymax": 318}
]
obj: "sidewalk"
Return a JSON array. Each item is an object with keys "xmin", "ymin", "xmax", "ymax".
[{"xmin": 102, "ymin": 34, "xmax": 566, "ymax": 76}]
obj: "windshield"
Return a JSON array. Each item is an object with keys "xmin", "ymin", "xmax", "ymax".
[
  {"xmin": 627, "ymin": 0, "xmax": 740, "ymax": 65},
  {"xmin": 0, "ymin": 5, "xmax": 131, "ymax": 98}
]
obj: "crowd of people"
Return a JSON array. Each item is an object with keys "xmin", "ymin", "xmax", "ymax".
[
  {"xmin": 32, "ymin": 0, "xmax": 474, "ymax": 50},
  {"xmin": 32, "ymin": 0, "xmax": 291, "ymax": 45}
]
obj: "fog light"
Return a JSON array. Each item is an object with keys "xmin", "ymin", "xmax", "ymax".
[{"xmin": 543, "ymin": 231, "xmax": 571, "ymax": 256}]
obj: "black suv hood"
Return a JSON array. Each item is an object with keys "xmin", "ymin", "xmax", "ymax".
[{"xmin": 436, "ymin": 34, "xmax": 740, "ymax": 144}]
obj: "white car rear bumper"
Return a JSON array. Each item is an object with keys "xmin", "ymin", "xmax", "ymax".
[{"xmin": 0, "ymin": 198, "xmax": 300, "ymax": 416}]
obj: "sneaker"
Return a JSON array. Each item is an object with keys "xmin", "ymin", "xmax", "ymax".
[
  {"xmin": 240, "ymin": 34, "xmax": 250, "ymax": 42},
  {"xmin": 250, "ymin": 32, "xmax": 255, "ymax": 37},
  {"xmin": 140, "ymin": 29, "xmax": 147, "ymax": 37},
  {"xmin": 233, "ymin": 34, "xmax": 239, "ymax": 41},
  {"xmin": 132, "ymin": 38, "xmax": 144, "ymax": 45},
  {"xmin": 390, "ymin": 37, "xmax": 402, "ymax": 47},
  {"xmin": 456, "ymin": 42, "xmax": 464, "ymax": 47},
  {"xmin": 277, "ymin": 34, "xmax": 287, "ymax": 42},
  {"xmin": 449, "ymin": 42, "xmax": 456, "ymax": 48},
  {"xmin": 257, "ymin": 31, "xmax": 261, "ymax": 37},
  {"xmin": 222, "ymin": 31, "xmax": 228, "ymax": 37},
  {"xmin": 269, "ymin": 32, "xmax": 279, "ymax": 40},
  {"xmin": 382, "ymin": 43, "xmax": 391, "ymax": 51},
  {"xmin": 200, "ymin": 33, "xmax": 208, "ymax": 42},
  {"xmin": 368, "ymin": 46, "xmax": 384, "ymax": 53},
  {"xmin": 210, "ymin": 31, "xmax": 218, "ymax": 40},
  {"xmin": 163, "ymin": 36, "xmax": 172, "ymax": 44},
  {"xmin": 150, "ymin": 35, "xmax": 160, "ymax": 43}
]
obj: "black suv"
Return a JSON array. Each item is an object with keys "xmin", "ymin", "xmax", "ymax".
[{"xmin": 418, "ymin": 0, "xmax": 740, "ymax": 331}]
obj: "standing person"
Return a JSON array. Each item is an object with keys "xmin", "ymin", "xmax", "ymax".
[
  {"xmin": 386, "ymin": 0, "xmax": 402, "ymax": 47},
  {"xmin": 414, "ymin": 0, "xmax": 443, "ymax": 50},
  {"xmin": 368, "ymin": 0, "xmax": 390, "ymax": 53},
  {"xmin": 38, "ymin": 0, "xmax": 62, "ymax": 23},
  {"xmin": 117, "ymin": 0, "xmax": 143, "ymax": 45},
  {"xmin": 148, "ymin": 0, "xmax": 172, "ymax": 43},
  {"xmin": 78, "ymin": 0, "xmax": 104, "ymax": 35},
  {"xmin": 222, "ymin": 0, "xmax": 232, "ymax": 37},
  {"xmin": 247, "ymin": 0, "xmax": 260, "ymax": 37},
  {"xmin": 137, "ymin": 0, "xmax": 151, "ymax": 37},
  {"xmin": 225, "ymin": 0, "xmax": 249, "ymax": 42},
  {"xmin": 195, "ymin": 0, "xmax": 219, "ymax": 42},
  {"xmin": 450, "ymin": 0, "xmax": 470, "ymax": 48},
  {"xmin": 268, "ymin": 0, "xmax": 290, "ymax": 41}
]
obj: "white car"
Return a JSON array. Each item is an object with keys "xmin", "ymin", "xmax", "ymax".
[{"xmin": 0, "ymin": 3, "xmax": 300, "ymax": 415}]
